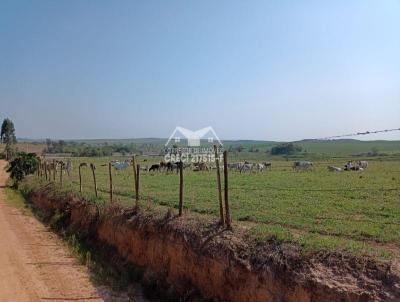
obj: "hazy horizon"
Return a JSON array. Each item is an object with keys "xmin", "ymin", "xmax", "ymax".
[
  {"xmin": 17, "ymin": 132, "xmax": 400, "ymax": 143},
  {"xmin": 1, "ymin": 0, "xmax": 399, "ymax": 141}
]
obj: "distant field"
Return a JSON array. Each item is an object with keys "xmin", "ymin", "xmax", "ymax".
[
  {"xmin": 0, "ymin": 143, "xmax": 45, "ymax": 155},
  {"xmin": 297, "ymin": 140, "xmax": 400, "ymax": 156},
  {"xmin": 39, "ymin": 155, "xmax": 400, "ymax": 260},
  {"xmin": 29, "ymin": 138, "xmax": 400, "ymax": 158}
]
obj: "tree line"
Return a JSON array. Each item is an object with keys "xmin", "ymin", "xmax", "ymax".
[{"xmin": 44, "ymin": 139, "xmax": 156, "ymax": 157}]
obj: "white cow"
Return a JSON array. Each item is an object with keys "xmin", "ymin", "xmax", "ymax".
[
  {"xmin": 327, "ymin": 165, "xmax": 342, "ymax": 172},
  {"xmin": 112, "ymin": 160, "xmax": 130, "ymax": 171},
  {"xmin": 293, "ymin": 161, "xmax": 313, "ymax": 172},
  {"xmin": 255, "ymin": 163, "xmax": 267, "ymax": 172},
  {"xmin": 358, "ymin": 161, "xmax": 368, "ymax": 169},
  {"xmin": 239, "ymin": 163, "xmax": 254, "ymax": 173}
]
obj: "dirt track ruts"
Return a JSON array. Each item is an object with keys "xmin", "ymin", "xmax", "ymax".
[{"xmin": 0, "ymin": 160, "xmax": 133, "ymax": 302}]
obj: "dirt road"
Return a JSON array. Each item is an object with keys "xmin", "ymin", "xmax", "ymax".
[{"xmin": 0, "ymin": 160, "xmax": 134, "ymax": 302}]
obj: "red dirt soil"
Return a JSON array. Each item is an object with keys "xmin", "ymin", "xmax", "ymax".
[
  {"xmin": 27, "ymin": 178, "xmax": 400, "ymax": 302},
  {"xmin": 0, "ymin": 160, "xmax": 139, "ymax": 302}
]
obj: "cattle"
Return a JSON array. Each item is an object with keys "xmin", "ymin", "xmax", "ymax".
[
  {"xmin": 171, "ymin": 161, "xmax": 184, "ymax": 173},
  {"xmin": 149, "ymin": 164, "xmax": 160, "ymax": 172},
  {"xmin": 344, "ymin": 161, "xmax": 354, "ymax": 171},
  {"xmin": 240, "ymin": 163, "xmax": 253, "ymax": 173},
  {"xmin": 358, "ymin": 161, "xmax": 368, "ymax": 169},
  {"xmin": 165, "ymin": 162, "xmax": 175, "ymax": 172},
  {"xmin": 292, "ymin": 161, "xmax": 313, "ymax": 171},
  {"xmin": 327, "ymin": 165, "xmax": 342, "ymax": 172},
  {"xmin": 228, "ymin": 163, "xmax": 237, "ymax": 170},
  {"xmin": 255, "ymin": 162, "xmax": 272, "ymax": 172},
  {"xmin": 193, "ymin": 162, "xmax": 209, "ymax": 171},
  {"xmin": 112, "ymin": 160, "xmax": 130, "ymax": 171},
  {"xmin": 160, "ymin": 161, "xmax": 168, "ymax": 171},
  {"xmin": 263, "ymin": 162, "xmax": 272, "ymax": 170},
  {"xmin": 344, "ymin": 161, "xmax": 366, "ymax": 171},
  {"xmin": 255, "ymin": 163, "xmax": 266, "ymax": 172}
]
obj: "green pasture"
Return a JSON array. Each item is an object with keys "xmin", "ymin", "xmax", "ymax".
[{"xmin": 40, "ymin": 156, "xmax": 400, "ymax": 259}]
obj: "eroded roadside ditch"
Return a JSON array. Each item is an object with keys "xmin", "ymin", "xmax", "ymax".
[{"xmin": 19, "ymin": 178, "xmax": 400, "ymax": 302}]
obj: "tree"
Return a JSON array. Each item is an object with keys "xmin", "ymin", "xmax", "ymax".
[
  {"xmin": 270, "ymin": 143, "xmax": 302, "ymax": 155},
  {"xmin": 7, "ymin": 152, "xmax": 39, "ymax": 187},
  {"xmin": 235, "ymin": 145, "xmax": 244, "ymax": 152},
  {"xmin": 370, "ymin": 147, "xmax": 379, "ymax": 157},
  {"xmin": 1, "ymin": 118, "xmax": 16, "ymax": 144},
  {"xmin": 1, "ymin": 118, "xmax": 17, "ymax": 160}
]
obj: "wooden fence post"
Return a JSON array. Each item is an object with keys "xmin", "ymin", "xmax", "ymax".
[
  {"xmin": 53, "ymin": 159, "xmax": 56, "ymax": 182},
  {"xmin": 79, "ymin": 163, "xmax": 87, "ymax": 193},
  {"xmin": 132, "ymin": 155, "xmax": 137, "ymax": 203},
  {"xmin": 60, "ymin": 162, "xmax": 63, "ymax": 187},
  {"xmin": 44, "ymin": 163, "xmax": 48, "ymax": 181},
  {"xmin": 214, "ymin": 145, "xmax": 224, "ymax": 224},
  {"xmin": 90, "ymin": 163, "xmax": 98, "ymax": 198},
  {"xmin": 135, "ymin": 164, "xmax": 140, "ymax": 205},
  {"xmin": 223, "ymin": 151, "xmax": 231, "ymax": 229},
  {"xmin": 109, "ymin": 162, "xmax": 113, "ymax": 203},
  {"xmin": 178, "ymin": 159, "xmax": 184, "ymax": 216},
  {"xmin": 38, "ymin": 159, "xmax": 41, "ymax": 177}
]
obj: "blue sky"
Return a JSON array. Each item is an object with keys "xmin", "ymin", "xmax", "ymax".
[{"xmin": 0, "ymin": 0, "xmax": 399, "ymax": 141}]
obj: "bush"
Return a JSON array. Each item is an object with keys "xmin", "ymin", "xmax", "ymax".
[
  {"xmin": 7, "ymin": 152, "xmax": 39, "ymax": 184},
  {"xmin": 270, "ymin": 143, "xmax": 302, "ymax": 155}
]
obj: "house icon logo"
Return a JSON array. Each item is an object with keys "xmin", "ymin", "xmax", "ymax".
[{"xmin": 165, "ymin": 126, "xmax": 223, "ymax": 147}]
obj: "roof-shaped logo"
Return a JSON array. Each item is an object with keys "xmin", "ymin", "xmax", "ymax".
[{"xmin": 165, "ymin": 126, "xmax": 223, "ymax": 147}]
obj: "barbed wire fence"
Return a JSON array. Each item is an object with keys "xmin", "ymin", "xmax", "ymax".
[{"xmin": 36, "ymin": 127, "xmax": 400, "ymax": 229}]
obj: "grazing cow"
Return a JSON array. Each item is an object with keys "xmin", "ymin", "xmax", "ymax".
[
  {"xmin": 327, "ymin": 165, "xmax": 342, "ymax": 172},
  {"xmin": 240, "ymin": 163, "xmax": 253, "ymax": 173},
  {"xmin": 236, "ymin": 162, "xmax": 248, "ymax": 172},
  {"xmin": 193, "ymin": 162, "xmax": 209, "ymax": 171},
  {"xmin": 112, "ymin": 160, "xmax": 130, "ymax": 171},
  {"xmin": 263, "ymin": 162, "xmax": 272, "ymax": 170},
  {"xmin": 149, "ymin": 164, "xmax": 160, "ymax": 172},
  {"xmin": 228, "ymin": 163, "xmax": 237, "ymax": 170},
  {"xmin": 165, "ymin": 162, "xmax": 180, "ymax": 173},
  {"xmin": 292, "ymin": 161, "xmax": 313, "ymax": 172},
  {"xmin": 235, "ymin": 162, "xmax": 243, "ymax": 171},
  {"xmin": 255, "ymin": 163, "xmax": 266, "ymax": 172},
  {"xmin": 358, "ymin": 160, "xmax": 368, "ymax": 169},
  {"xmin": 344, "ymin": 161, "xmax": 364, "ymax": 172},
  {"xmin": 344, "ymin": 161, "xmax": 353, "ymax": 171},
  {"xmin": 171, "ymin": 161, "xmax": 184, "ymax": 173},
  {"xmin": 160, "ymin": 161, "xmax": 168, "ymax": 171}
]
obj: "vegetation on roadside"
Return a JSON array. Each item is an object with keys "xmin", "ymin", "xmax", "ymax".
[
  {"xmin": 7, "ymin": 152, "xmax": 39, "ymax": 187},
  {"xmin": 1, "ymin": 118, "xmax": 17, "ymax": 160}
]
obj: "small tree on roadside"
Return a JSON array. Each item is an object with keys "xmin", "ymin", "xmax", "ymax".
[
  {"xmin": 6, "ymin": 152, "xmax": 39, "ymax": 187},
  {"xmin": 1, "ymin": 118, "xmax": 17, "ymax": 160}
]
